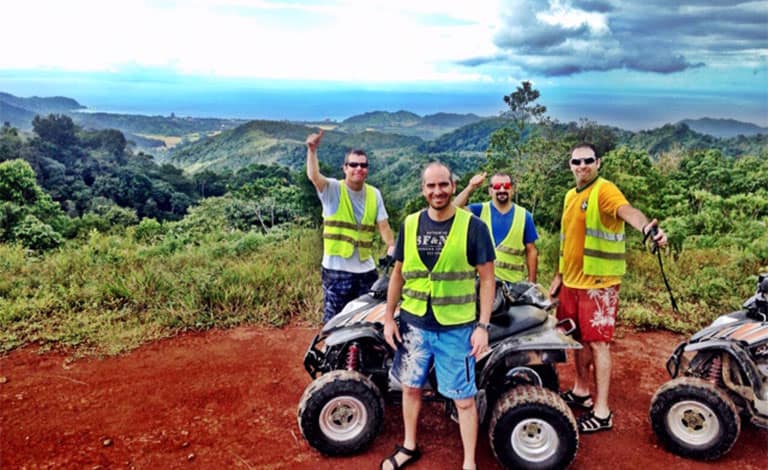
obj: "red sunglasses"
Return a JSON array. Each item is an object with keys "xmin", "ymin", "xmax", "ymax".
[{"xmin": 491, "ymin": 182, "xmax": 512, "ymax": 190}]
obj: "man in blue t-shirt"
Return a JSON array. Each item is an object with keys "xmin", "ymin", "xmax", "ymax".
[{"xmin": 454, "ymin": 172, "xmax": 538, "ymax": 283}]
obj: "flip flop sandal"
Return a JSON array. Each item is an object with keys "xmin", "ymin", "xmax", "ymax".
[
  {"xmin": 380, "ymin": 444, "xmax": 421, "ymax": 470},
  {"xmin": 560, "ymin": 390, "xmax": 594, "ymax": 410},
  {"xmin": 578, "ymin": 410, "xmax": 613, "ymax": 433}
]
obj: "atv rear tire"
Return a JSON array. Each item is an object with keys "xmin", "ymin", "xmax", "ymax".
[
  {"xmin": 649, "ymin": 377, "xmax": 741, "ymax": 460},
  {"xmin": 489, "ymin": 385, "xmax": 578, "ymax": 470},
  {"xmin": 297, "ymin": 370, "xmax": 384, "ymax": 456}
]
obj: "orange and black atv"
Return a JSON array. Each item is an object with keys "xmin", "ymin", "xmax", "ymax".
[{"xmin": 649, "ymin": 273, "xmax": 768, "ymax": 460}]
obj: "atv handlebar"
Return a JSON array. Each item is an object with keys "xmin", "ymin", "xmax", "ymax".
[{"xmin": 378, "ymin": 254, "xmax": 395, "ymax": 269}]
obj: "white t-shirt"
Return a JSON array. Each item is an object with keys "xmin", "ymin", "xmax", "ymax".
[{"xmin": 318, "ymin": 178, "xmax": 388, "ymax": 273}]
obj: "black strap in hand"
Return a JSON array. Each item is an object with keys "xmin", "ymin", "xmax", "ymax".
[{"xmin": 643, "ymin": 225, "xmax": 679, "ymax": 313}]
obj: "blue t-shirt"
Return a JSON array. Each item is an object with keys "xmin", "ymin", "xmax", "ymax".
[
  {"xmin": 467, "ymin": 203, "xmax": 538, "ymax": 247},
  {"xmin": 393, "ymin": 210, "xmax": 495, "ymax": 331}
]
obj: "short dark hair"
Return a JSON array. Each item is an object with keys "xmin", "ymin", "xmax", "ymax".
[
  {"xmin": 570, "ymin": 142, "xmax": 599, "ymax": 158},
  {"xmin": 345, "ymin": 149, "xmax": 368, "ymax": 163},
  {"xmin": 490, "ymin": 172, "xmax": 514, "ymax": 186}
]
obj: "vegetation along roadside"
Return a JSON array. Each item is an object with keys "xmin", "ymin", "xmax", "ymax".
[{"xmin": 1, "ymin": 82, "xmax": 766, "ymax": 355}]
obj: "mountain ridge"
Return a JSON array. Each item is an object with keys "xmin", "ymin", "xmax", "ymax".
[{"xmin": 678, "ymin": 117, "xmax": 768, "ymax": 138}]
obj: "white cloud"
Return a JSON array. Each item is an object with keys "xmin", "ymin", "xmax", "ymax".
[
  {"xmin": 1, "ymin": 0, "xmax": 502, "ymax": 83},
  {"xmin": 537, "ymin": 0, "xmax": 608, "ymax": 33}
]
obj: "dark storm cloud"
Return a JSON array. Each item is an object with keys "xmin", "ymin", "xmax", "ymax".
[{"xmin": 465, "ymin": 0, "xmax": 768, "ymax": 76}]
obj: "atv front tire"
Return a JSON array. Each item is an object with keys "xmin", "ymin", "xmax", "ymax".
[
  {"xmin": 297, "ymin": 370, "xmax": 384, "ymax": 455},
  {"xmin": 649, "ymin": 377, "xmax": 741, "ymax": 460},
  {"xmin": 489, "ymin": 385, "xmax": 578, "ymax": 470}
]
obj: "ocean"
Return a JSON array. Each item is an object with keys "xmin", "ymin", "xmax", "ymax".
[{"xmin": 2, "ymin": 74, "xmax": 766, "ymax": 131}]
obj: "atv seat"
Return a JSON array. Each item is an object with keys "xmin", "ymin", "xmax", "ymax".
[{"xmin": 489, "ymin": 305, "xmax": 549, "ymax": 340}]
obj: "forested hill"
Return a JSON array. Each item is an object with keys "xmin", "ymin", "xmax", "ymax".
[
  {"xmin": 337, "ymin": 110, "xmax": 484, "ymax": 139},
  {"xmin": 0, "ymin": 92, "xmax": 84, "ymax": 114},
  {"xmin": 0, "ymin": 93, "xmax": 84, "ymax": 129},
  {"xmin": 625, "ymin": 123, "xmax": 767, "ymax": 158},
  {"xmin": 72, "ymin": 113, "xmax": 246, "ymax": 140},
  {"xmin": 417, "ymin": 119, "xmax": 766, "ymax": 158},
  {"xmin": 0, "ymin": 100, "xmax": 36, "ymax": 126},
  {"xmin": 168, "ymin": 119, "xmax": 423, "ymax": 173},
  {"xmin": 680, "ymin": 118, "xmax": 768, "ymax": 138}
]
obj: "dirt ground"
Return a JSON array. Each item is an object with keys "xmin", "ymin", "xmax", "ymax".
[{"xmin": 1, "ymin": 325, "xmax": 766, "ymax": 469}]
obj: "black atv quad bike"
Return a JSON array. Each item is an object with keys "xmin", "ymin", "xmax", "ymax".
[
  {"xmin": 649, "ymin": 273, "xmax": 768, "ymax": 460},
  {"xmin": 297, "ymin": 257, "xmax": 582, "ymax": 470}
]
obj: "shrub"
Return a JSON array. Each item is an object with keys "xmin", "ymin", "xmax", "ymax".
[{"xmin": 11, "ymin": 214, "xmax": 63, "ymax": 250}]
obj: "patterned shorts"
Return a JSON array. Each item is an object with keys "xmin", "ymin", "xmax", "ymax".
[
  {"xmin": 321, "ymin": 268, "xmax": 378, "ymax": 323},
  {"xmin": 390, "ymin": 322, "xmax": 477, "ymax": 400},
  {"xmin": 556, "ymin": 284, "xmax": 621, "ymax": 342}
]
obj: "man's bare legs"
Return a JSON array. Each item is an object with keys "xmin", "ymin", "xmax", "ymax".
[
  {"xmin": 571, "ymin": 341, "xmax": 612, "ymax": 417},
  {"xmin": 572, "ymin": 344, "xmax": 593, "ymax": 397},
  {"xmin": 590, "ymin": 341, "xmax": 611, "ymax": 418},
  {"xmin": 382, "ymin": 385, "xmax": 421, "ymax": 470},
  {"xmin": 456, "ymin": 396, "xmax": 478, "ymax": 470}
]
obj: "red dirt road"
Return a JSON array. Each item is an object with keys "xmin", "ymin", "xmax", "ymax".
[{"xmin": 1, "ymin": 325, "xmax": 766, "ymax": 469}]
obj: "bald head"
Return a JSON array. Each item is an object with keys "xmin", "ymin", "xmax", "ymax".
[
  {"xmin": 421, "ymin": 162, "xmax": 453, "ymax": 185},
  {"xmin": 421, "ymin": 162, "xmax": 455, "ymax": 212}
]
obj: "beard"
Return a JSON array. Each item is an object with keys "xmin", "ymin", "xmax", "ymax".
[{"xmin": 494, "ymin": 192, "xmax": 509, "ymax": 203}]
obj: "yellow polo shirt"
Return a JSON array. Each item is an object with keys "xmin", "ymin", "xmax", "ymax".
[{"xmin": 561, "ymin": 179, "xmax": 629, "ymax": 289}]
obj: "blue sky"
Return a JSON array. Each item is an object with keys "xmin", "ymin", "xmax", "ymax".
[{"xmin": 1, "ymin": 0, "xmax": 766, "ymax": 129}]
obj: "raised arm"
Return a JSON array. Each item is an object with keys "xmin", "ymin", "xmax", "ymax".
[
  {"xmin": 454, "ymin": 172, "xmax": 487, "ymax": 208},
  {"xmin": 306, "ymin": 129, "xmax": 328, "ymax": 192}
]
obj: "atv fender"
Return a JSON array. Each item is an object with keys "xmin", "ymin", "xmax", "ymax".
[
  {"xmin": 681, "ymin": 340, "xmax": 764, "ymax": 398},
  {"xmin": 325, "ymin": 325, "xmax": 383, "ymax": 348},
  {"xmin": 478, "ymin": 325, "xmax": 581, "ymax": 390}
]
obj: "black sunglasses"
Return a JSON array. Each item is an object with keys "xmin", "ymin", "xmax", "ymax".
[
  {"xmin": 570, "ymin": 157, "xmax": 596, "ymax": 166},
  {"xmin": 345, "ymin": 162, "xmax": 369, "ymax": 169}
]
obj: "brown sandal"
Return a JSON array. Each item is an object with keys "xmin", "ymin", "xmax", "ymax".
[{"xmin": 380, "ymin": 444, "xmax": 421, "ymax": 470}]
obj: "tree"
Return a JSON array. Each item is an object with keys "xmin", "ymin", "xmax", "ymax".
[
  {"xmin": 0, "ymin": 159, "xmax": 67, "ymax": 248},
  {"xmin": 487, "ymin": 81, "xmax": 550, "ymax": 175},
  {"xmin": 485, "ymin": 81, "xmax": 567, "ymax": 224},
  {"xmin": 0, "ymin": 123, "xmax": 22, "ymax": 163},
  {"xmin": 32, "ymin": 114, "xmax": 78, "ymax": 148}
]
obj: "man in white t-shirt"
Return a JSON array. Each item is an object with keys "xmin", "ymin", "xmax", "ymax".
[{"xmin": 306, "ymin": 129, "xmax": 395, "ymax": 322}]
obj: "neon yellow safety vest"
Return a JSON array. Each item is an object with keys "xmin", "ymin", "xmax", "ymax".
[
  {"xmin": 480, "ymin": 202, "xmax": 526, "ymax": 282},
  {"xmin": 323, "ymin": 183, "xmax": 377, "ymax": 260},
  {"xmin": 559, "ymin": 177, "xmax": 626, "ymax": 276},
  {"xmin": 400, "ymin": 209, "xmax": 476, "ymax": 326}
]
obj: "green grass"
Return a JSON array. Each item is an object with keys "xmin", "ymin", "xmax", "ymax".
[
  {"xmin": 0, "ymin": 226, "xmax": 763, "ymax": 356},
  {"xmin": 0, "ymin": 228, "xmax": 323, "ymax": 355}
]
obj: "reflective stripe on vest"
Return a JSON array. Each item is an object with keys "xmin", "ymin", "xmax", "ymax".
[
  {"xmin": 323, "ymin": 183, "xmax": 377, "ymax": 259},
  {"xmin": 558, "ymin": 178, "xmax": 626, "ymax": 276},
  {"xmin": 480, "ymin": 202, "xmax": 526, "ymax": 282},
  {"xmin": 400, "ymin": 210, "xmax": 476, "ymax": 325}
]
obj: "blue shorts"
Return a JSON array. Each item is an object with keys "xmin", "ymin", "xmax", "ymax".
[{"xmin": 390, "ymin": 322, "xmax": 477, "ymax": 400}]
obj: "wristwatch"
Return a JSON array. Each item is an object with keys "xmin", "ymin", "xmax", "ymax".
[{"xmin": 476, "ymin": 322, "xmax": 491, "ymax": 332}]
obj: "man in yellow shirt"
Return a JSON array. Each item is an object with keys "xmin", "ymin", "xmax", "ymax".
[{"xmin": 549, "ymin": 143, "xmax": 667, "ymax": 433}]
